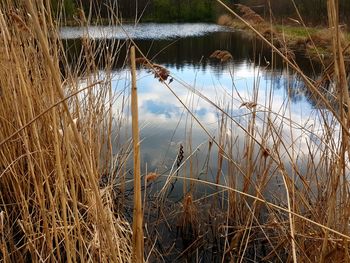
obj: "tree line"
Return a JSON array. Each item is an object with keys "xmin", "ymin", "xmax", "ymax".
[
  {"xmin": 232, "ymin": 0, "xmax": 350, "ymax": 25},
  {"xmin": 52, "ymin": 0, "xmax": 220, "ymax": 23},
  {"xmin": 54, "ymin": 0, "xmax": 350, "ymax": 25}
]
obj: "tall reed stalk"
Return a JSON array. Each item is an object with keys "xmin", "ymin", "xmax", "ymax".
[{"xmin": 130, "ymin": 45, "xmax": 144, "ymax": 262}]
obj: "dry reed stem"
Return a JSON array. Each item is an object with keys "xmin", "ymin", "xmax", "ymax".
[
  {"xmin": 167, "ymin": 175, "xmax": 350, "ymax": 241},
  {"xmin": 23, "ymin": 4, "xmax": 120, "ymax": 261},
  {"xmin": 130, "ymin": 45, "xmax": 144, "ymax": 263},
  {"xmin": 0, "ymin": 81, "xmax": 102, "ymax": 156},
  {"xmin": 30, "ymin": 2, "xmax": 348, "ymax": 262},
  {"xmin": 1, "ymin": 2, "xmax": 132, "ymax": 262},
  {"xmin": 320, "ymin": 1, "xmax": 350, "ymax": 262},
  {"xmin": 281, "ymin": 171, "xmax": 298, "ymax": 262}
]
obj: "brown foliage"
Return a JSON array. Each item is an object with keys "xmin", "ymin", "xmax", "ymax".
[
  {"xmin": 135, "ymin": 57, "xmax": 170, "ymax": 82},
  {"xmin": 235, "ymin": 4, "xmax": 264, "ymax": 24},
  {"xmin": 1, "ymin": 4, "xmax": 132, "ymax": 262},
  {"xmin": 217, "ymin": 14, "xmax": 234, "ymax": 26},
  {"xmin": 209, "ymin": 50, "xmax": 233, "ymax": 62},
  {"xmin": 145, "ymin": 172, "xmax": 159, "ymax": 183},
  {"xmin": 309, "ymin": 28, "xmax": 347, "ymax": 51}
]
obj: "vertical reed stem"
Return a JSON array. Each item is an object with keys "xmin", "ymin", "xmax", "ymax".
[
  {"xmin": 25, "ymin": 2, "xmax": 119, "ymax": 261},
  {"xmin": 130, "ymin": 45, "xmax": 144, "ymax": 262},
  {"xmin": 321, "ymin": 1, "xmax": 349, "ymax": 261}
]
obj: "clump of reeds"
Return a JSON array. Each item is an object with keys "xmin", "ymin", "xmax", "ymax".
[
  {"xmin": 307, "ymin": 27, "xmax": 348, "ymax": 56},
  {"xmin": 217, "ymin": 14, "xmax": 234, "ymax": 26},
  {"xmin": 209, "ymin": 0, "xmax": 350, "ymax": 261},
  {"xmin": 234, "ymin": 4, "xmax": 265, "ymax": 24},
  {"xmin": 0, "ymin": 1, "xmax": 132, "ymax": 262},
  {"xmin": 133, "ymin": 0, "xmax": 350, "ymax": 261},
  {"xmin": 177, "ymin": 194, "xmax": 199, "ymax": 248},
  {"xmin": 210, "ymin": 50, "xmax": 233, "ymax": 62}
]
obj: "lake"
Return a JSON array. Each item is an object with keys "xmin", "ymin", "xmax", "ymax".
[
  {"xmin": 60, "ymin": 23, "xmax": 329, "ymax": 261},
  {"xmin": 60, "ymin": 22, "xmax": 321, "ymax": 172}
]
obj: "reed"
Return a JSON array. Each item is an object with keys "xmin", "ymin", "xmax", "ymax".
[
  {"xmin": 2, "ymin": 0, "xmax": 350, "ymax": 262},
  {"xmin": 0, "ymin": 1, "xmax": 131, "ymax": 262},
  {"xmin": 131, "ymin": 0, "xmax": 350, "ymax": 261},
  {"xmin": 130, "ymin": 45, "xmax": 144, "ymax": 262}
]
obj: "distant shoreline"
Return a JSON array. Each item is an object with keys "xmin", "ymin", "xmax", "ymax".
[{"xmin": 217, "ymin": 14, "xmax": 350, "ymax": 62}]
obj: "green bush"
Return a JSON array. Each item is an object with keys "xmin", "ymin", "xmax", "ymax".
[{"xmin": 151, "ymin": 0, "xmax": 215, "ymax": 22}]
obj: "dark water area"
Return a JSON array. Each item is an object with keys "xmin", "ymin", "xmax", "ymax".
[{"xmin": 61, "ymin": 25, "xmax": 322, "ymax": 76}]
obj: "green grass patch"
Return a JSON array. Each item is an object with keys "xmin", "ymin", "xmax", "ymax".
[{"xmin": 275, "ymin": 25, "xmax": 318, "ymax": 39}]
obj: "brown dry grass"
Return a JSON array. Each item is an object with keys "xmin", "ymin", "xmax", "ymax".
[
  {"xmin": 141, "ymin": 1, "xmax": 350, "ymax": 260},
  {"xmin": 206, "ymin": 0, "xmax": 350, "ymax": 261},
  {"xmin": 3, "ymin": 0, "xmax": 350, "ymax": 262},
  {"xmin": 0, "ymin": 1, "xmax": 132, "ymax": 262},
  {"xmin": 234, "ymin": 4, "xmax": 265, "ymax": 24},
  {"xmin": 217, "ymin": 14, "xmax": 234, "ymax": 26}
]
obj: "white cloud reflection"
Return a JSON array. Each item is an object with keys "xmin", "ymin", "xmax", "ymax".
[{"xmin": 107, "ymin": 61, "xmax": 340, "ymax": 176}]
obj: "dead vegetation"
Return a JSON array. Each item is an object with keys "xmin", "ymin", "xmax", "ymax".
[
  {"xmin": 209, "ymin": 50, "xmax": 233, "ymax": 62},
  {"xmin": 234, "ymin": 4, "xmax": 265, "ymax": 24},
  {"xmin": 0, "ymin": 1, "xmax": 132, "ymax": 262},
  {"xmin": 2, "ymin": 0, "xmax": 350, "ymax": 262},
  {"xmin": 217, "ymin": 3, "xmax": 350, "ymax": 62},
  {"xmin": 135, "ymin": 57, "xmax": 171, "ymax": 82}
]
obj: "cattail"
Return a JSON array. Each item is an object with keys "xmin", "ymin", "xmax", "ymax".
[
  {"xmin": 220, "ymin": 53, "xmax": 233, "ymax": 62},
  {"xmin": 135, "ymin": 57, "xmax": 150, "ymax": 67},
  {"xmin": 209, "ymin": 50, "xmax": 223, "ymax": 58},
  {"xmin": 153, "ymin": 64, "xmax": 170, "ymax": 82}
]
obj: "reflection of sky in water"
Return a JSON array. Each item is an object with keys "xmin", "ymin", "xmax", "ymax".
[
  {"xmin": 111, "ymin": 61, "xmax": 318, "ymax": 174},
  {"xmin": 67, "ymin": 23, "xmax": 342, "ymax": 201},
  {"xmin": 66, "ymin": 23, "xmax": 333, "ymax": 188},
  {"xmin": 113, "ymin": 62, "xmax": 313, "ymax": 124}
]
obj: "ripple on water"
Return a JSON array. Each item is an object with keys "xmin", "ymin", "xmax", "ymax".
[{"xmin": 59, "ymin": 23, "xmax": 231, "ymax": 40}]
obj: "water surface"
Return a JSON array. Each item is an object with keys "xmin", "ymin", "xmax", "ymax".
[
  {"xmin": 60, "ymin": 23, "xmax": 231, "ymax": 40},
  {"xmin": 61, "ymin": 22, "xmax": 329, "ymax": 262},
  {"xmin": 61, "ymin": 23, "xmax": 323, "ymax": 176}
]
